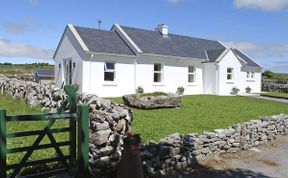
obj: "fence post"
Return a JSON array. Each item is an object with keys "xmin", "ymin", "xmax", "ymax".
[
  {"xmin": 0, "ymin": 109, "xmax": 7, "ymax": 178},
  {"xmin": 77, "ymin": 104, "xmax": 89, "ymax": 177}
]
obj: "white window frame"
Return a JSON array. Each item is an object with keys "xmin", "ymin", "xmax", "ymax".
[
  {"xmin": 104, "ymin": 62, "xmax": 116, "ymax": 82},
  {"xmin": 63, "ymin": 58, "xmax": 73, "ymax": 85},
  {"xmin": 153, "ymin": 63, "xmax": 163, "ymax": 83},
  {"xmin": 188, "ymin": 66, "xmax": 196, "ymax": 83},
  {"xmin": 227, "ymin": 68, "xmax": 233, "ymax": 80}
]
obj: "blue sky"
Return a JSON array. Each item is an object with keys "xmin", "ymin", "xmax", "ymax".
[{"xmin": 0, "ymin": 0, "xmax": 287, "ymax": 73}]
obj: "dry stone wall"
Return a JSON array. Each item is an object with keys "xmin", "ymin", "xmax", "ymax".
[
  {"xmin": 1, "ymin": 75, "xmax": 288, "ymax": 177},
  {"xmin": 0, "ymin": 76, "xmax": 132, "ymax": 176},
  {"xmin": 262, "ymin": 79, "xmax": 288, "ymax": 93},
  {"xmin": 140, "ymin": 114, "xmax": 288, "ymax": 176}
]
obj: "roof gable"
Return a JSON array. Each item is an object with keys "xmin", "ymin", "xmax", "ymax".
[
  {"xmin": 73, "ymin": 26, "xmax": 135, "ymax": 55},
  {"xmin": 232, "ymin": 49, "xmax": 261, "ymax": 68}
]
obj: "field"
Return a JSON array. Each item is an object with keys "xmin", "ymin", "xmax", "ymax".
[
  {"xmin": 272, "ymin": 73, "xmax": 288, "ymax": 80},
  {"xmin": 0, "ymin": 93, "xmax": 68, "ymax": 173},
  {"xmin": 0, "ymin": 63, "xmax": 54, "ymax": 75},
  {"xmin": 110, "ymin": 95, "xmax": 288, "ymax": 142},
  {"xmin": 261, "ymin": 92, "xmax": 288, "ymax": 99}
]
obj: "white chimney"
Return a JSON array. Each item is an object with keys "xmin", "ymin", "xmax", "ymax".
[{"xmin": 155, "ymin": 24, "xmax": 168, "ymax": 36}]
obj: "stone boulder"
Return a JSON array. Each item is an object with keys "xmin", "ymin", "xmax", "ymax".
[{"xmin": 122, "ymin": 93, "xmax": 182, "ymax": 109}]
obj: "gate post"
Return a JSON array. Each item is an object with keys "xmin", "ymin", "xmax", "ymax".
[
  {"xmin": 77, "ymin": 104, "xmax": 89, "ymax": 177},
  {"xmin": 0, "ymin": 109, "xmax": 7, "ymax": 178}
]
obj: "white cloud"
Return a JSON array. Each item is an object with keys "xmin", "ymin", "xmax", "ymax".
[
  {"xmin": 0, "ymin": 38, "xmax": 54, "ymax": 59},
  {"xmin": 2, "ymin": 19, "xmax": 43, "ymax": 34},
  {"xmin": 167, "ymin": 0, "xmax": 182, "ymax": 3},
  {"xmin": 223, "ymin": 41, "xmax": 288, "ymax": 59},
  {"xmin": 234, "ymin": 0, "xmax": 288, "ymax": 11}
]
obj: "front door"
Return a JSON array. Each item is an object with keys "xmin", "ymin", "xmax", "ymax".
[{"xmin": 64, "ymin": 59, "xmax": 73, "ymax": 84}]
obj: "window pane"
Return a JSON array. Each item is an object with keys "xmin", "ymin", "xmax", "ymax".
[
  {"xmin": 188, "ymin": 74, "xmax": 194, "ymax": 83},
  {"xmin": 227, "ymin": 68, "xmax": 232, "ymax": 73},
  {"xmin": 227, "ymin": 74, "xmax": 232, "ymax": 80},
  {"xmin": 154, "ymin": 73, "xmax": 161, "ymax": 82},
  {"xmin": 154, "ymin": 64, "xmax": 161, "ymax": 71},
  {"xmin": 105, "ymin": 62, "xmax": 115, "ymax": 70},
  {"xmin": 104, "ymin": 72, "xmax": 114, "ymax": 81},
  {"xmin": 247, "ymin": 72, "xmax": 250, "ymax": 78},
  {"xmin": 188, "ymin": 66, "xmax": 194, "ymax": 73}
]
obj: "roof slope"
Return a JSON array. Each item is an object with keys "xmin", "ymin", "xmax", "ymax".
[
  {"xmin": 74, "ymin": 26, "xmax": 134, "ymax": 55},
  {"xmin": 35, "ymin": 69, "xmax": 54, "ymax": 77},
  {"xmin": 232, "ymin": 49, "xmax": 261, "ymax": 68},
  {"xmin": 206, "ymin": 49, "xmax": 226, "ymax": 62},
  {"xmin": 120, "ymin": 25, "xmax": 226, "ymax": 59}
]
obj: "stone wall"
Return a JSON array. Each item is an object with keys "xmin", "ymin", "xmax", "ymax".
[
  {"xmin": 262, "ymin": 79, "xmax": 288, "ymax": 93},
  {"xmin": 0, "ymin": 76, "xmax": 132, "ymax": 176},
  {"xmin": 0, "ymin": 74, "xmax": 35, "ymax": 82},
  {"xmin": 140, "ymin": 114, "xmax": 288, "ymax": 176}
]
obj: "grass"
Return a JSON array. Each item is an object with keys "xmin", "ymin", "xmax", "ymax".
[
  {"xmin": 272, "ymin": 73, "xmax": 288, "ymax": 80},
  {"xmin": 0, "ymin": 64, "xmax": 54, "ymax": 75},
  {"xmin": 109, "ymin": 95, "xmax": 288, "ymax": 142},
  {"xmin": 261, "ymin": 92, "xmax": 288, "ymax": 99},
  {"xmin": 0, "ymin": 93, "xmax": 68, "ymax": 175}
]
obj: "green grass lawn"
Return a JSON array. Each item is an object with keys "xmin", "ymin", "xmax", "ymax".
[
  {"xmin": 110, "ymin": 95, "xmax": 288, "ymax": 142},
  {"xmin": 261, "ymin": 92, "xmax": 288, "ymax": 99},
  {"xmin": 0, "ymin": 93, "xmax": 68, "ymax": 174}
]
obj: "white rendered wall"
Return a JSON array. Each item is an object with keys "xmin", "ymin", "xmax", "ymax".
[
  {"xmin": 203, "ymin": 63, "xmax": 217, "ymax": 94},
  {"xmin": 82, "ymin": 55, "xmax": 136, "ymax": 97},
  {"xmin": 53, "ymin": 28, "xmax": 84, "ymax": 92},
  {"xmin": 135, "ymin": 55, "xmax": 204, "ymax": 95},
  {"xmin": 218, "ymin": 50, "xmax": 261, "ymax": 95}
]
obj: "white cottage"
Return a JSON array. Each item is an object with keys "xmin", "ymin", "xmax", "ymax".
[{"xmin": 53, "ymin": 24, "xmax": 262, "ymax": 97}]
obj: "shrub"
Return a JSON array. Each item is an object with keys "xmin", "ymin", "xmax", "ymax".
[
  {"xmin": 262, "ymin": 70, "xmax": 274, "ymax": 79},
  {"xmin": 177, "ymin": 86, "xmax": 185, "ymax": 95},
  {"xmin": 231, "ymin": 87, "xmax": 240, "ymax": 95},
  {"xmin": 136, "ymin": 86, "xmax": 144, "ymax": 94},
  {"xmin": 246, "ymin": 86, "xmax": 252, "ymax": 93}
]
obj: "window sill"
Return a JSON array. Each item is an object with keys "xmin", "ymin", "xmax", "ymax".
[
  {"xmin": 246, "ymin": 79, "xmax": 255, "ymax": 82},
  {"xmin": 152, "ymin": 83, "xmax": 165, "ymax": 86},
  {"xmin": 103, "ymin": 82, "xmax": 117, "ymax": 86},
  {"xmin": 187, "ymin": 83, "xmax": 197, "ymax": 86},
  {"xmin": 226, "ymin": 80, "xmax": 235, "ymax": 84}
]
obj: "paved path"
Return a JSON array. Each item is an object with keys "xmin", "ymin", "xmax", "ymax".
[
  {"xmin": 240, "ymin": 94, "xmax": 288, "ymax": 104},
  {"xmin": 162, "ymin": 136, "xmax": 288, "ymax": 178}
]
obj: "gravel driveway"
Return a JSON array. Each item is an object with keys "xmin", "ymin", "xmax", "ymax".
[{"xmin": 162, "ymin": 136, "xmax": 288, "ymax": 178}]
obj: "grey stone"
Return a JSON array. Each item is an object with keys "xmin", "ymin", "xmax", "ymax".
[
  {"xmin": 122, "ymin": 94, "xmax": 182, "ymax": 109},
  {"xmin": 90, "ymin": 129, "xmax": 111, "ymax": 145}
]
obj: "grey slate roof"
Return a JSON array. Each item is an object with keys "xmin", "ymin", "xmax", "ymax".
[
  {"xmin": 120, "ymin": 25, "xmax": 226, "ymax": 59},
  {"xmin": 206, "ymin": 49, "xmax": 226, "ymax": 62},
  {"xmin": 232, "ymin": 49, "xmax": 261, "ymax": 68},
  {"xmin": 35, "ymin": 69, "xmax": 54, "ymax": 77},
  {"xmin": 74, "ymin": 26, "xmax": 134, "ymax": 55}
]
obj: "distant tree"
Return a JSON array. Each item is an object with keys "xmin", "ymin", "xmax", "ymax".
[
  {"xmin": 2, "ymin": 62, "xmax": 12, "ymax": 65},
  {"xmin": 262, "ymin": 70, "xmax": 274, "ymax": 79}
]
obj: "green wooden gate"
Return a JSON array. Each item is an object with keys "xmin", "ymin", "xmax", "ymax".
[{"xmin": 0, "ymin": 86, "xmax": 89, "ymax": 178}]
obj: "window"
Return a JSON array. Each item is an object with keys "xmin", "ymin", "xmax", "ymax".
[
  {"xmin": 227, "ymin": 68, "xmax": 233, "ymax": 80},
  {"xmin": 247, "ymin": 72, "xmax": 255, "ymax": 79},
  {"xmin": 154, "ymin": 63, "xmax": 162, "ymax": 82},
  {"xmin": 58, "ymin": 63, "xmax": 61, "ymax": 69},
  {"xmin": 246, "ymin": 72, "xmax": 250, "ymax": 78},
  {"xmin": 188, "ymin": 66, "xmax": 195, "ymax": 83},
  {"xmin": 104, "ymin": 62, "xmax": 115, "ymax": 81}
]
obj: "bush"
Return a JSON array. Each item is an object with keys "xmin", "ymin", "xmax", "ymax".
[
  {"xmin": 263, "ymin": 70, "xmax": 274, "ymax": 79},
  {"xmin": 177, "ymin": 86, "xmax": 185, "ymax": 95},
  {"xmin": 246, "ymin": 86, "xmax": 252, "ymax": 93},
  {"xmin": 231, "ymin": 87, "xmax": 240, "ymax": 95},
  {"xmin": 136, "ymin": 86, "xmax": 144, "ymax": 94}
]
